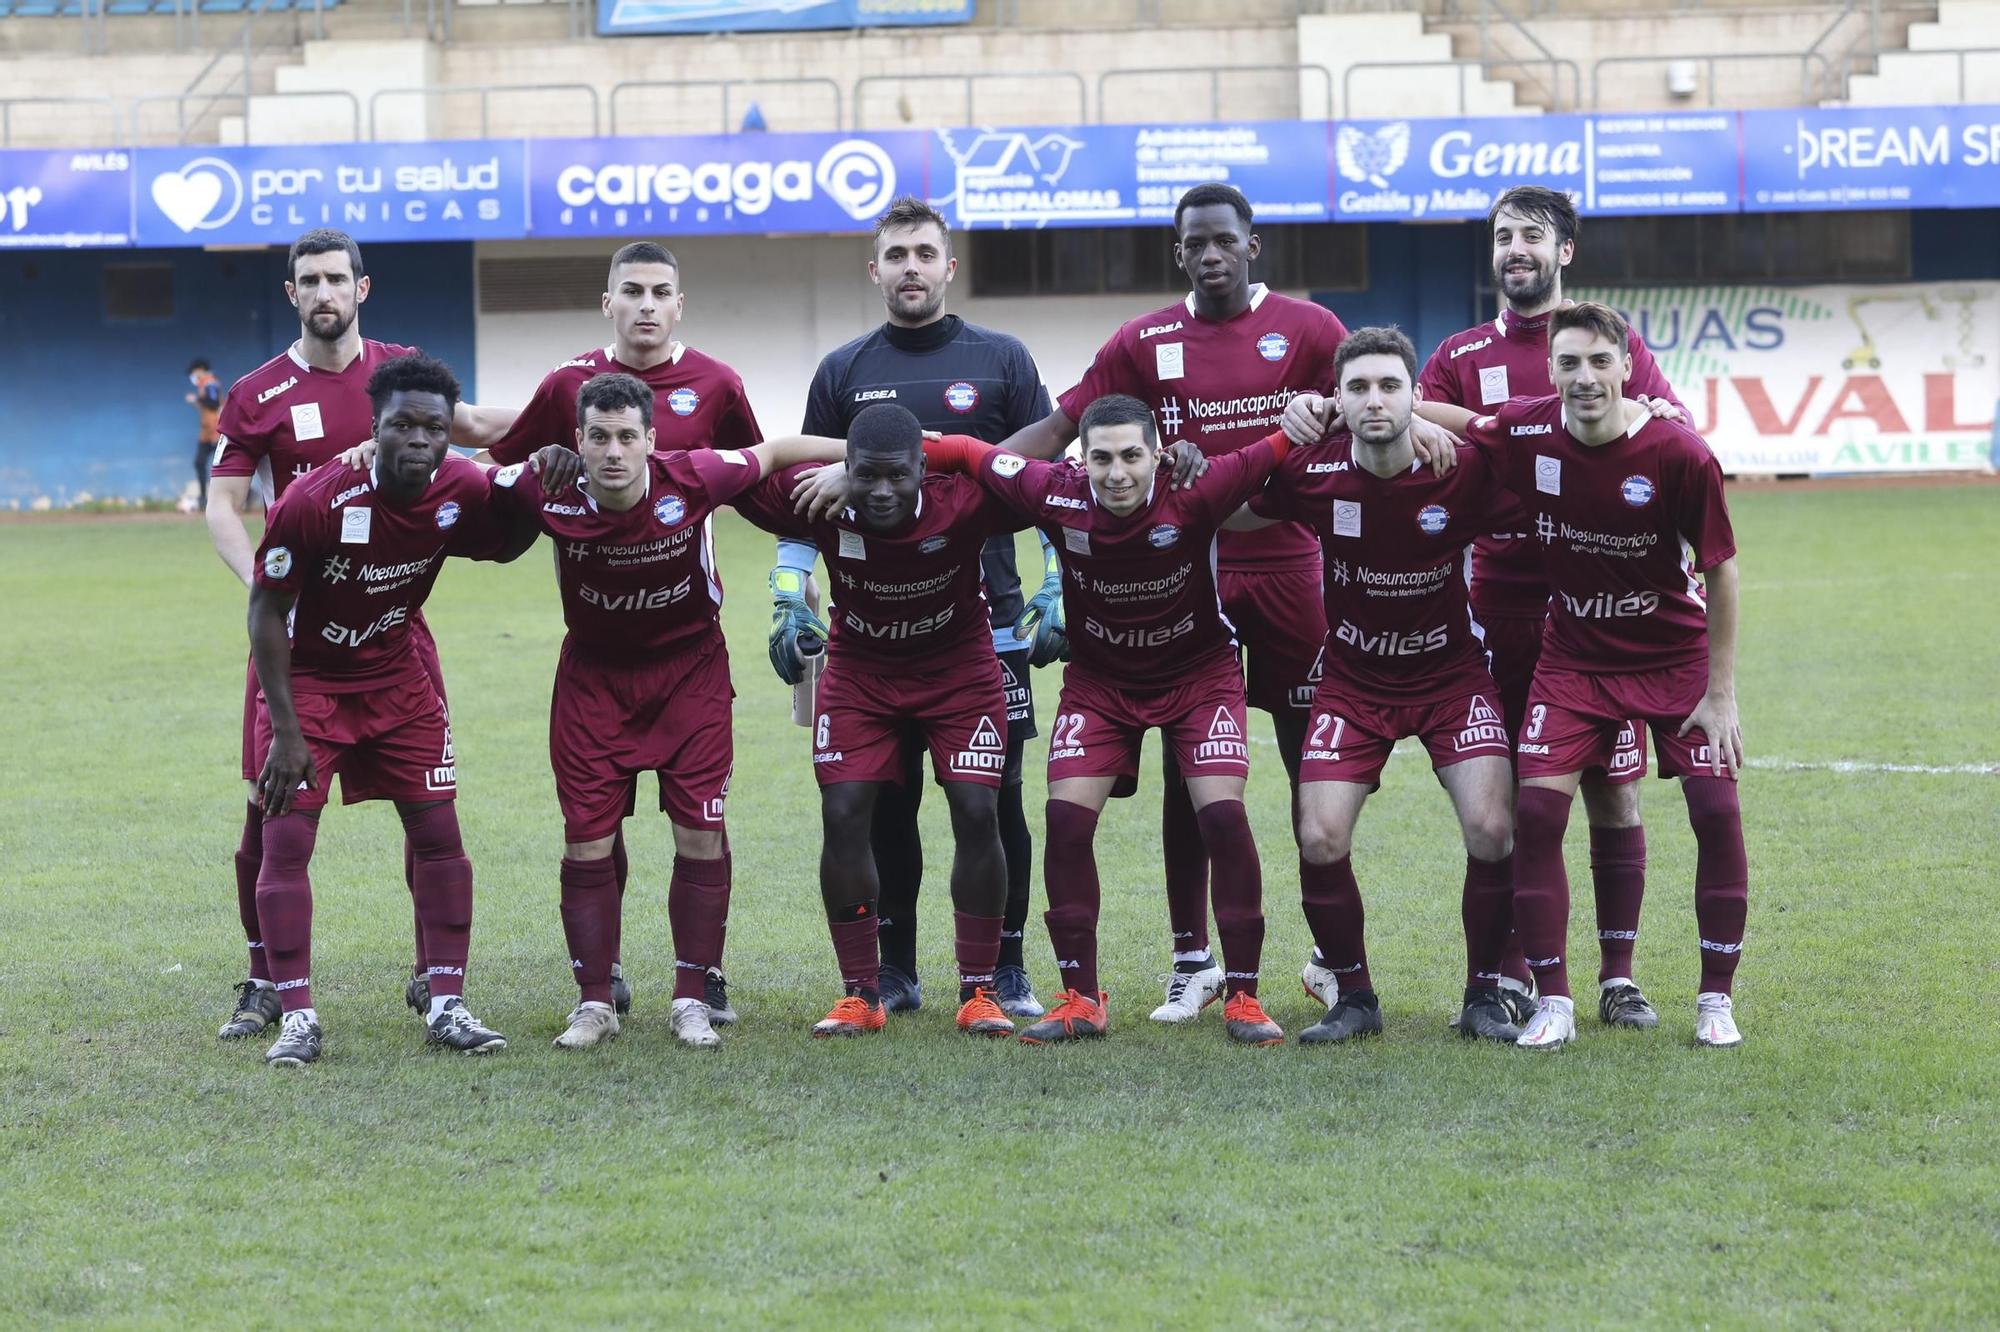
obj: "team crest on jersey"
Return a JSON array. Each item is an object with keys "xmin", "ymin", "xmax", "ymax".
[
  {"xmin": 1256, "ymin": 332, "xmax": 1290, "ymax": 362},
  {"xmin": 667, "ymin": 388, "xmax": 699, "ymax": 416},
  {"xmin": 655, "ymin": 495, "xmax": 687, "ymax": 526},
  {"xmin": 1621, "ymin": 475, "xmax": 1655, "ymax": 506},
  {"xmin": 1148, "ymin": 524, "xmax": 1179, "ymax": 550},
  {"xmin": 944, "ymin": 381, "xmax": 980, "ymax": 414},
  {"xmin": 435, "ymin": 501, "xmax": 461, "ymax": 530},
  {"xmin": 263, "ymin": 546, "xmax": 292, "ymax": 579},
  {"xmin": 1417, "ymin": 504, "xmax": 1448, "ymax": 536},
  {"xmin": 919, "ymin": 534, "xmax": 949, "ymax": 555}
]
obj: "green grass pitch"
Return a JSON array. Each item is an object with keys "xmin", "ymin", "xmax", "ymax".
[{"xmin": 2, "ymin": 483, "xmax": 1997, "ymax": 1327}]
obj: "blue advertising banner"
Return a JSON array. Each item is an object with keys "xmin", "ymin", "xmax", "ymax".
[
  {"xmin": 598, "ymin": 0, "xmax": 972, "ymax": 37},
  {"xmin": 525, "ymin": 130, "xmax": 929, "ymax": 237},
  {"xmin": 0, "ymin": 149, "xmax": 132, "ymax": 249},
  {"xmin": 132, "ymin": 140, "xmax": 526, "ymax": 247},
  {"xmin": 932, "ymin": 122, "xmax": 1330, "ymax": 230},
  {"xmin": 1329, "ymin": 112, "xmax": 1738, "ymax": 221},
  {"xmin": 1741, "ymin": 104, "xmax": 2000, "ymax": 211}
]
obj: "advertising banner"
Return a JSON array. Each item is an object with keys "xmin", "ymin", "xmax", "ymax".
[
  {"xmin": 598, "ymin": 0, "xmax": 972, "ymax": 37},
  {"xmin": 0, "ymin": 149, "xmax": 132, "ymax": 249},
  {"xmin": 132, "ymin": 140, "xmax": 527, "ymax": 247},
  {"xmin": 1740, "ymin": 104, "xmax": 2000, "ymax": 211},
  {"xmin": 1577, "ymin": 282, "xmax": 1999, "ymax": 474},
  {"xmin": 525, "ymin": 130, "xmax": 929, "ymax": 237},
  {"xmin": 932, "ymin": 121, "xmax": 1330, "ymax": 230},
  {"xmin": 1329, "ymin": 112, "xmax": 1739, "ymax": 221}
]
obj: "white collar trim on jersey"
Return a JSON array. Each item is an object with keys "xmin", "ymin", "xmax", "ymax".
[
  {"xmin": 1559, "ymin": 405, "xmax": 1647, "ymax": 439},
  {"xmin": 1347, "ymin": 438, "xmax": 1423, "ymax": 475},
  {"xmin": 288, "ymin": 343, "xmax": 312, "ymax": 372},
  {"xmin": 838, "ymin": 489, "xmax": 924, "ymax": 530},
  {"xmin": 1182, "ymin": 283, "xmax": 1269, "ymax": 318},
  {"xmin": 605, "ymin": 341, "xmax": 686, "ymax": 367}
]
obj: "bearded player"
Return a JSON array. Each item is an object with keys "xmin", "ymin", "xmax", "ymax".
[
  {"xmin": 247, "ymin": 352, "xmax": 537, "ymax": 1067},
  {"xmin": 487, "ymin": 373, "xmax": 845, "ymax": 1050},
  {"xmin": 1460, "ymin": 304, "xmax": 1746, "ymax": 1049},
  {"xmin": 738, "ymin": 403, "xmax": 1032, "ymax": 1040},
  {"xmin": 1231, "ymin": 328, "xmax": 1526, "ymax": 1044},
  {"xmin": 210, "ymin": 229, "xmax": 516, "ymax": 1044}
]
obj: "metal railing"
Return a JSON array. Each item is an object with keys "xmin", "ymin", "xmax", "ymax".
[
  {"xmin": 367, "ymin": 83, "xmax": 601, "ymax": 139},
  {"xmin": 1589, "ymin": 51, "xmax": 1834, "ymax": 110},
  {"xmin": 0, "ymin": 96, "xmax": 123, "ymax": 148},
  {"xmin": 1098, "ymin": 64, "xmax": 1334, "ymax": 124},
  {"xmin": 1863, "ymin": 45, "xmax": 2000, "ymax": 102},
  {"xmin": 608, "ymin": 77, "xmax": 845, "ymax": 135},
  {"xmin": 1343, "ymin": 56, "xmax": 1577, "ymax": 117},
  {"xmin": 128, "ymin": 87, "xmax": 360, "ymax": 144},
  {"xmin": 851, "ymin": 71, "xmax": 1089, "ymax": 129}
]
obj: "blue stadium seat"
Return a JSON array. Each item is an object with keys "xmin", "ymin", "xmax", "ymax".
[
  {"xmin": 107, "ymin": 0, "xmax": 153, "ymax": 13},
  {"xmin": 201, "ymin": 0, "xmax": 247, "ymax": 12}
]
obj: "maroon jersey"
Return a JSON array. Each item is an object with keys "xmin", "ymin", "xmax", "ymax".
[
  {"xmin": 488, "ymin": 343, "xmax": 762, "ymax": 467},
  {"xmin": 734, "ymin": 462, "xmax": 1025, "ymax": 676},
  {"xmin": 214, "ymin": 340, "xmax": 417, "ymax": 502},
  {"xmin": 494, "ymin": 447, "xmax": 763, "ymax": 661},
  {"xmin": 1467, "ymin": 395, "xmax": 1734, "ymax": 675},
  {"xmin": 1422, "ymin": 309, "xmax": 1684, "ymax": 619},
  {"xmin": 1250, "ymin": 431, "xmax": 1524, "ymax": 705},
  {"xmin": 972, "ymin": 437, "xmax": 1287, "ymax": 688},
  {"xmin": 1058, "ymin": 287, "xmax": 1345, "ymax": 576},
  {"xmin": 251, "ymin": 453, "xmax": 506, "ymax": 693}
]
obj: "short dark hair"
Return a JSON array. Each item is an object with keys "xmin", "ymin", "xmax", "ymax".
[
  {"xmin": 1174, "ymin": 182, "xmax": 1253, "ymax": 236},
  {"xmin": 187, "ymin": 358, "xmax": 210, "ymax": 374},
  {"xmin": 848, "ymin": 402, "xmax": 923, "ymax": 460},
  {"xmin": 873, "ymin": 195, "xmax": 950, "ymax": 254},
  {"xmin": 1488, "ymin": 185, "xmax": 1579, "ymax": 249},
  {"xmin": 576, "ymin": 372, "xmax": 654, "ymax": 429},
  {"xmin": 288, "ymin": 229, "xmax": 364, "ymax": 283},
  {"xmin": 1550, "ymin": 301, "xmax": 1629, "ymax": 350},
  {"xmin": 367, "ymin": 351, "xmax": 460, "ymax": 417},
  {"xmin": 1334, "ymin": 326, "xmax": 1418, "ymax": 382},
  {"xmin": 1077, "ymin": 393, "xmax": 1158, "ymax": 449},
  {"xmin": 609, "ymin": 241, "xmax": 679, "ymax": 278}
]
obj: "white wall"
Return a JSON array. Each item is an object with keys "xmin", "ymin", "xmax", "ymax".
[{"xmin": 472, "ymin": 233, "xmax": 1287, "ymax": 436}]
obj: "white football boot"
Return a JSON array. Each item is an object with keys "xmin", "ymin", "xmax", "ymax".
[
  {"xmin": 553, "ymin": 1001, "xmax": 619, "ymax": 1050},
  {"xmin": 1515, "ymin": 994, "xmax": 1577, "ymax": 1050},
  {"xmin": 1695, "ymin": 992, "xmax": 1743, "ymax": 1048},
  {"xmin": 1148, "ymin": 964, "xmax": 1225, "ymax": 1023}
]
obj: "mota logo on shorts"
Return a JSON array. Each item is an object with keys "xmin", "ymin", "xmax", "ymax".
[
  {"xmin": 1256, "ymin": 332, "xmax": 1289, "ymax": 362},
  {"xmin": 950, "ymin": 715, "xmax": 1007, "ymax": 775},
  {"xmin": 434, "ymin": 501, "xmax": 461, "ymax": 530},
  {"xmin": 1194, "ymin": 707, "xmax": 1248, "ymax": 764},
  {"xmin": 944, "ymin": 381, "xmax": 980, "ymax": 414},
  {"xmin": 1417, "ymin": 504, "xmax": 1448, "ymax": 536},
  {"xmin": 1621, "ymin": 474, "xmax": 1655, "ymax": 506},
  {"xmin": 667, "ymin": 388, "xmax": 700, "ymax": 416},
  {"xmin": 654, "ymin": 495, "xmax": 687, "ymax": 526},
  {"xmin": 1148, "ymin": 524, "xmax": 1179, "ymax": 549}
]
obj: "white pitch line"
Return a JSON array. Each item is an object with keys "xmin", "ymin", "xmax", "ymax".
[{"xmin": 1747, "ymin": 757, "xmax": 1999, "ymax": 776}]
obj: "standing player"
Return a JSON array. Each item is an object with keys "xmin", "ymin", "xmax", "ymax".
[
  {"xmin": 208, "ymin": 229, "xmax": 516, "ymax": 1043},
  {"xmin": 488, "ymin": 373, "xmax": 845, "ymax": 1050},
  {"xmin": 1000, "ymin": 183, "xmax": 1359, "ymax": 1024},
  {"xmin": 186, "ymin": 358, "xmax": 222, "ymax": 512},
  {"xmin": 1233, "ymin": 328, "xmax": 1525, "ymax": 1044},
  {"xmin": 1462, "ymin": 304, "xmax": 1746, "ymax": 1049},
  {"xmin": 774, "ymin": 196, "xmax": 1055, "ymax": 1019},
  {"xmin": 477, "ymin": 239, "xmax": 762, "ymax": 1022},
  {"xmin": 247, "ymin": 353, "xmax": 537, "ymax": 1067},
  {"xmin": 739, "ymin": 404, "xmax": 1033, "ymax": 1039},
  {"xmin": 953, "ymin": 394, "xmax": 1290, "ymax": 1047}
]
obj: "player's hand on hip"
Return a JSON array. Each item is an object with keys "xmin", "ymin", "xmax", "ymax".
[
  {"xmin": 1637, "ymin": 394, "xmax": 1689, "ymax": 424},
  {"xmin": 337, "ymin": 438, "xmax": 378, "ymax": 471},
  {"xmin": 1409, "ymin": 417, "xmax": 1461, "ymax": 475},
  {"xmin": 768, "ymin": 567, "xmax": 829, "ymax": 685},
  {"xmin": 789, "ymin": 461, "xmax": 850, "ymax": 520},
  {"xmin": 1281, "ymin": 392, "xmax": 1332, "ymax": 446},
  {"xmin": 258, "ymin": 733, "xmax": 316, "ymax": 817},
  {"xmin": 531, "ymin": 445, "xmax": 582, "ymax": 493},
  {"xmin": 1164, "ymin": 440, "xmax": 1209, "ymax": 490},
  {"xmin": 1678, "ymin": 691, "xmax": 1742, "ymax": 777}
]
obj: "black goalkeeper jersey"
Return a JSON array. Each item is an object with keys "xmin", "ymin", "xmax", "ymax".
[{"xmin": 802, "ymin": 314, "xmax": 1051, "ymax": 631}]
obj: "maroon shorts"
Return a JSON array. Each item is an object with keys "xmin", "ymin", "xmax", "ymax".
[
  {"xmin": 1220, "ymin": 565, "xmax": 1326, "ymax": 716},
  {"xmin": 552, "ymin": 635, "xmax": 735, "ymax": 842},
  {"xmin": 240, "ymin": 614, "xmax": 445, "ymax": 781},
  {"xmin": 1299, "ymin": 678, "xmax": 1513, "ymax": 786},
  {"xmin": 1480, "ymin": 613, "xmax": 1644, "ymax": 784},
  {"xmin": 812, "ymin": 654, "xmax": 1008, "ymax": 789},
  {"xmin": 1047, "ymin": 659, "xmax": 1251, "ymax": 797},
  {"xmin": 251, "ymin": 672, "xmax": 456, "ymax": 813},
  {"xmin": 1517, "ymin": 660, "xmax": 1731, "ymax": 783}
]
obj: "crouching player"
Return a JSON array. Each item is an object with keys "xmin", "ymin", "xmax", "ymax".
[
  {"xmin": 1232, "ymin": 328, "xmax": 1526, "ymax": 1044},
  {"xmin": 491, "ymin": 372, "xmax": 851, "ymax": 1050},
  {"xmin": 247, "ymin": 353, "xmax": 538, "ymax": 1067},
  {"xmin": 1460, "ymin": 303, "xmax": 1747, "ymax": 1049},
  {"xmin": 948, "ymin": 394, "xmax": 1290, "ymax": 1046},
  {"xmin": 735, "ymin": 403, "xmax": 1032, "ymax": 1040}
]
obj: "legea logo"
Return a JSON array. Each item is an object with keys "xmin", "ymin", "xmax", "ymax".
[
  {"xmin": 150, "ymin": 157, "xmax": 243, "ymax": 232},
  {"xmin": 553, "ymin": 139, "xmax": 894, "ymax": 221}
]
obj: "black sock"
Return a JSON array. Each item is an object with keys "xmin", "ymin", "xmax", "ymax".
[
  {"xmin": 997, "ymin": 774, "xmax": 1031, "ymax": 971},
  {"xmin": 871, "ymin": 745, "xmax": 924, "ymax": 977}
]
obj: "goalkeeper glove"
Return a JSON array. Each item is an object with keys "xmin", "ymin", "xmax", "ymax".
[
  {"xmin": 1012, "ymin": 538, "xmax": 1069, "ymax": 668},
  {"xmin": 768, "ymin": 566, "xmax": 827, "ymax": 685}
]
